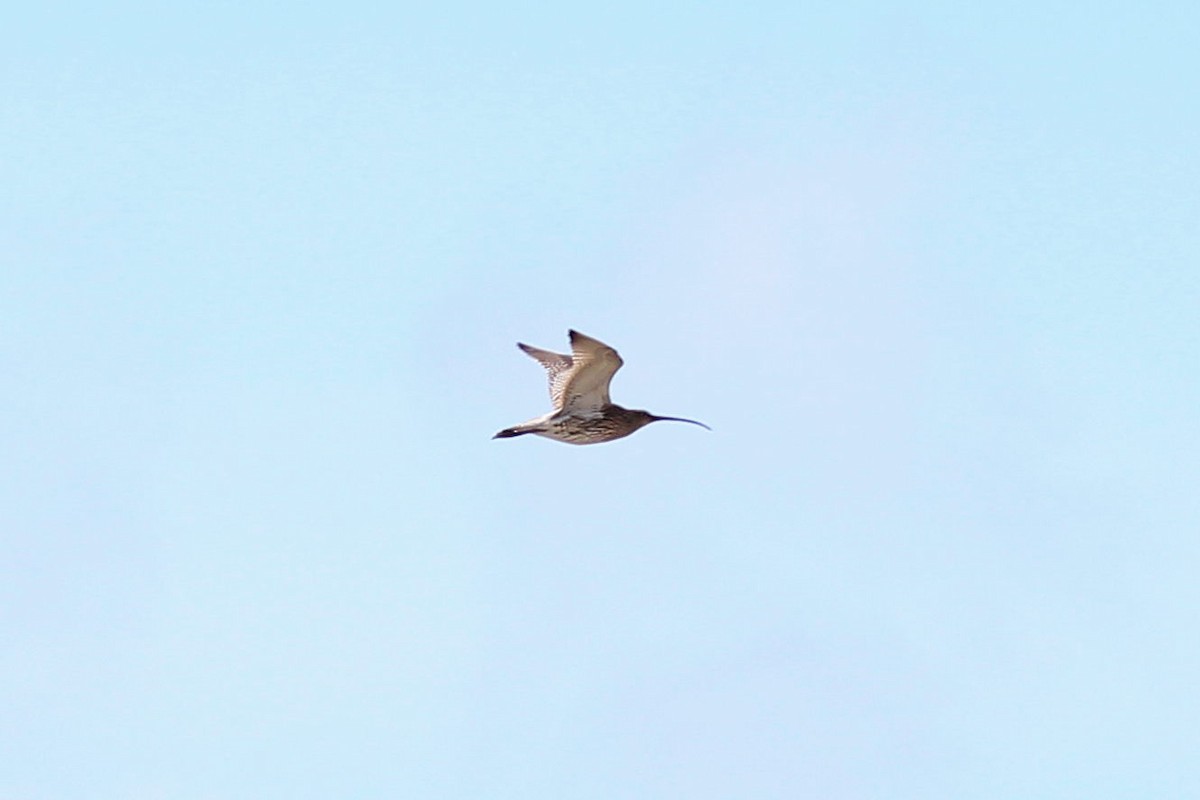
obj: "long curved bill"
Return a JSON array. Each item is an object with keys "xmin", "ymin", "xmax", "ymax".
[{"xmin": 651, "ymin": 415, "xmax": 711, "ymax": 431}]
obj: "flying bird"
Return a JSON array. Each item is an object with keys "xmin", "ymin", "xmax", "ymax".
[{"xmin": 494, "ymin": 330, "xmax": 710, "ymax": 445}]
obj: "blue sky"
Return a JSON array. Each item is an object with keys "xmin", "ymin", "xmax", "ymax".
[{"xmin": 4, "ymin": 4, "xmax": 1199, "ymax": 798}]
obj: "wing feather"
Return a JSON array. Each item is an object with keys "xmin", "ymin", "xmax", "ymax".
[
  {"xmin": 559, "ymin": 329, "xmax": 623, "ymax": 414},
  {"xmin": 518, "ymin": 343, "xmax": 573, "ymax": 411}
]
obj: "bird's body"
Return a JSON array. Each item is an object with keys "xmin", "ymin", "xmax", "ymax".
[{"xmin": 494, "ymin": 330, "xmax": 709, "ymax": 445}]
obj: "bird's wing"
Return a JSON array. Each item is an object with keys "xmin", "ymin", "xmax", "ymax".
[
  {"xmin": 559, "ymin": 329, "xmax": 623, "ymax": 414},
  {"xmin": 518, "ymin": 343, "xmax": 574, "ymax": 410}
]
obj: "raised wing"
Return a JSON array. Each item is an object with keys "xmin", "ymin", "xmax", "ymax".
[
  {"xmin": 559, "ymin": 329, "xmax": 623, "ymax": 414},
  {"xmin": 518, "ymin": 343, "xmax": 573, "ymax": 411}
]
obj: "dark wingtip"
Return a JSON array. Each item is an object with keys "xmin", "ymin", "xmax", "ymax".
[{"xmin": 493, "ymin": 428, "xmax": 523, "ymax": 439}]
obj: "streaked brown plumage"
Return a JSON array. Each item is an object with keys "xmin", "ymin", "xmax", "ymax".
[{"xmin": 493, "ymin": 330, "xmax": 710, "ymax": 446}]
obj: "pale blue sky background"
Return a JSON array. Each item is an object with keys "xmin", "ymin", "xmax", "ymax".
[{"xmin": 4, "ymin": 3, "xmax": 1199, "ymax": 798}]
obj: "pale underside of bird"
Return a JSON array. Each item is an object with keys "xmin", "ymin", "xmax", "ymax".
[{"xmin": 493, "ymin": 329, "xmax": 710, "ymax": 446}]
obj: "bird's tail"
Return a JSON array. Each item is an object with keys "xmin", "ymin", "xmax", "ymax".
[{"xmin": 493, "ymin": 415, "xmax": 550, "ymax": 440}]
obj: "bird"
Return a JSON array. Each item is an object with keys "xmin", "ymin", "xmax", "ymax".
[{"xmin": 493, "ymin": 329, "xmax": 711, "ymax": 445}]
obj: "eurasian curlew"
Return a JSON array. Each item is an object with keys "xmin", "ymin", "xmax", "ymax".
[{"xmin": 493, "ymin": 330, "xmax": 710, "ymax": 445}]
